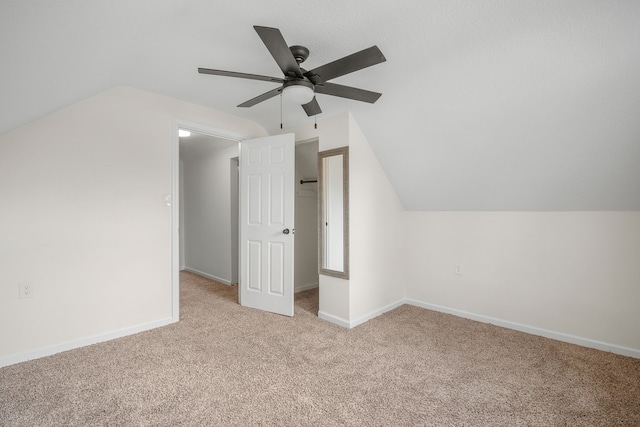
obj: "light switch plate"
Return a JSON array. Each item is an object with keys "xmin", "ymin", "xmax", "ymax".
[{"xmin": 454, "ymin": 264, "xmax": 463, "ymax": 276}]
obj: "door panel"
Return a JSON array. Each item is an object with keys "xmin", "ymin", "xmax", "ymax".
[{"xmin": 239, "ymin": 134, "xmax": 295, "ymax": 316}]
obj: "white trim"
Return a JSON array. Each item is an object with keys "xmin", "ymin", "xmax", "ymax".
[
  {"xmin": 183, "ymin": 267, "xmax": 231, "ymax": 286},
  {"xmin": 4, "ymin": 298, "xmax": 636, "ymax": 367},
  {"xmin": 174, "ymin": 120, "xmax": 246, "ymax": 142},
  {"xmin": 321, "ymin": 297, "xmax": 640, "ymax": 358},
  {"xmin": 0, "ymin": 317, "xmax": 174, "ymax": 368},
  {"xmin": 318, "ymin": 299, "xmax": 405, "ymax": 329},
  {"xmin": 171, "ymin": 120, "xmax": 246, "ymax": 324},
  {"xmin": 171, "ymin": 122, "xmax": 180, "ymax": 322},
  {"xmin": 318, "ymin": 311, "xmax": 351, "ymax": 328},
  {"xmin": 349, "ymin": 299, "xmax": 406, "ymax": 328},
  {"xmin": 295, "ymin": 282, "xmax": 319, "ymax": 293},
  {"xmin": 404, "ymin": 299, "xmax": 640, "ymax": 359}
]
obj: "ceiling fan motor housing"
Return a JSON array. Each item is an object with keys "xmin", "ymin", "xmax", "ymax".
[
  {"xmin": 283, "ymin": 79, "xmax": 313, "ymax": 90},
  {"xmin": 289, "ymin": 45, "xmax": 309, "ymax": 64}
]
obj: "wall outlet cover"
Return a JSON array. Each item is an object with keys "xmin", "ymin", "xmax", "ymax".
[{"xmin": 18, "ymin": 282, "xmax": 34, "ymax": 299}]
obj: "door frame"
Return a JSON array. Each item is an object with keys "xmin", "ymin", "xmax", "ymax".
[{"xmin": 171, "ymin": 119, "xmax": 246, "ymax": 322}]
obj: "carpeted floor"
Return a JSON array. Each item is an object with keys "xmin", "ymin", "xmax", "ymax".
[{"xmin": 1, "ymin": 271, "xmax": 639, "ymax": 426}]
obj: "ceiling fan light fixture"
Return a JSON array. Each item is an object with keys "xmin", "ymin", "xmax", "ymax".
[
  {"xmin": 283, "ymin": 81, "xmax": 315, "ymax": 105},
  {"xmin": 198, "ymin": 26, "xmax": 385, "ymax": 117}
]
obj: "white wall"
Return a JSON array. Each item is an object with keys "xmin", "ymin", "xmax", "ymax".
[
  {"xmin": 179, "ymin": 159, "xmax": 186, "ymax": 270},
  {"xmin": 347, "ymin": 115, "xmax": 406, "ymax": 324},
  {"xmin": 0, "ymin": 86, "xmax": 266, "ymax": 366},
  {"xmin": 404, "ymin": 211, "xmax": 640, "ymax": 356},
  {"xmin": 3, "ymin": 84, "xmax": 637, "ymax": 364},
  {"xmin": 290, "ymin": 113, "xmax": 406, "ymax": 326},
  {"xmin": 290, "ymin": 113, "xmax": 640, "ymax": 356},
  {"xmin": 181, "ymin": 142, "xmax": 239, "ymax": 284},
  {"xmin": 289, "ymin": 113, "xmax": 352, "ymax": 322}
]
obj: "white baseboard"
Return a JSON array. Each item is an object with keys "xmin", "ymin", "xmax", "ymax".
[
  {"xmin": 6, "ymin": 298, "xmax": 635, "ymax": 368},
  {"xmin": 318, "ymin": 299, "xmax": 405, "ymax": 329},
  {"xmin": 320, "ymin": 297, "xmax": 640, "ymax": 359},
  {"xmin": 295, "ymin": 282, "xmax": 319, "ymax": 293},
  {"xmin": 0, "ymin": 317, "xmax": 175, "ymax": 368},
  {"xmin": 349, "ymin": 299, "xmax": 406, "ymax": 328},
  {"xmin": 405, "ymin": 299, "xmax": 640, "ymax": 359},
  {"xmin": 183, "ymin": 267, "xmax": 231, "ymax": 285},
  {"xmin": 317, "ymin": 311, "xmax": 351, "ymax": 328}
]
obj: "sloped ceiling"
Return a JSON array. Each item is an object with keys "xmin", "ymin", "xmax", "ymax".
[{"xmin": 2, "ymin": 0, "xmax": 639, "ymax": 210}]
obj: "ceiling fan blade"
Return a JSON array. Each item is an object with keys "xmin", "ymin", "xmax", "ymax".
[
  {"xmin": 254, "ymin": 26, "xmax": 303, "ymax": 79},
  {"xmin": 198, "ymin": 68, "xmax": 284, "ymax": 83},
  {"xmin": 315, "ymin": 82, "xmax": 382, "ymax": 103},
  {"xmin": 238, "ymin": 87, "xmax": 282, "ymax": 108},
  {"xmin": 304, "ymin": 46, "xmax": 386, "ymax": 84},
  {"xmin": 301, "ymin": 97, "xmax": 322, "ymax": 116}
]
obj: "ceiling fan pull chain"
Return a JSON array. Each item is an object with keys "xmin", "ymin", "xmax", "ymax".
[{"xmin": 280, "ymin": 93, "xmax": 283, "ymax": 129}]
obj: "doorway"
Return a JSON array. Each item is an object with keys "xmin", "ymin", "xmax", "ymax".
[
  {"xmin": 172, "ymin": 122, "xmax": 319, "ymax": 320},
  {"xmin": 179, "ymin": 129, "xmax": 239, "ymax": 285},
  {"xmin": 171, "ymin": 122, "xmax": 245, "ymax": 321},
  {"xmin": 294, "ymin": 139, "xmax": 320, "ymax": 292}
]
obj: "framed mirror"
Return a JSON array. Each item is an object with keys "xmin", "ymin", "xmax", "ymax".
[{"xmin": 318, "ymin": 147, "xmax": 349, "ymax": 279}]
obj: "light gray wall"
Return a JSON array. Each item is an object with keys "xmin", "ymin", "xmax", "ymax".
[
  {"xmin": 181, "ymin": 138, "xmax": 239, "ymax": 284},
  {"xmin": 347, "ymin": 114, "xmax": 406, "ymax": 323},
  {"xmin": 3, "ymin": 84, "xmax": 637, "ymax": 367},
  {"xmin": 0, "ymin": 86, "xmax": 267, "ymax": 366},
  {"xmin": 403, "ymin": 211, "xmax": 640, "ymax": 356},
  {"xmin": 290, "ymin": 112, "xmax": 640, "ymax": 357}
]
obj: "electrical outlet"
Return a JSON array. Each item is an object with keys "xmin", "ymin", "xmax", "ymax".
[
  {"xmin": 18, "ymin": 282, "xmax": 34, "ymax": 299},
  {"xmin": 454, "ymin": 264, "xmax": 463, "ymax": 276}
]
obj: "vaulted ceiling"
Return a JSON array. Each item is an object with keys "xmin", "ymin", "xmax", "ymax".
[{"xmin": 2, "ymin": 1, "xmax": 639, "ymax": 210}]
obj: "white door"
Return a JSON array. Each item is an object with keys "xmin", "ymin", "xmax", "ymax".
[{"xmin": 239, "ymin": 133, "xmax": 295, "ymax": 316}]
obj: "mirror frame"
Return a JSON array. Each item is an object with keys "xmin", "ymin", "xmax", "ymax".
[{"xmin": 318, "ymin": 146, "xmax": 349, "ymax": 279}]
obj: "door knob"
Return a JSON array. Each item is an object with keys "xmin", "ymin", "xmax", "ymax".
[{"xmin": 282, "ymin": 228, "xmax": 290, "ymax": 235}]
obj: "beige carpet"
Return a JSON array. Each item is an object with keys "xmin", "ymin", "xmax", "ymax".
[{"xmin": 1, "ymin": 271, "xmax": 639, "ymax": 426}]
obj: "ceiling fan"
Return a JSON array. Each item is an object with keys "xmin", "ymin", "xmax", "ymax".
[{"xmin": 198, "ymin": 26, "xmax": 386, "ymax": 117}]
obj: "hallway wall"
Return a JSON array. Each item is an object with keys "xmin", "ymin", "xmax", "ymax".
[{"xmin": 181, "ymin": 138, "xmax": 238, "ymax": 284}]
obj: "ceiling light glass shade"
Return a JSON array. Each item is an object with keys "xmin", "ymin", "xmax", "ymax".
[
  {"xmin": 179, "ymin": 129, "xmax": 191, "ymax": 137},
  {"xmin": 283, "ymin": 84, "xmax": 315, "ymax": 105}
]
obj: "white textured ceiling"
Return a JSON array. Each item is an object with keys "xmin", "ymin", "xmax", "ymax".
[{"xmin": 2, "ymin": 0, "xmax": 639, "ymax": 210}]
